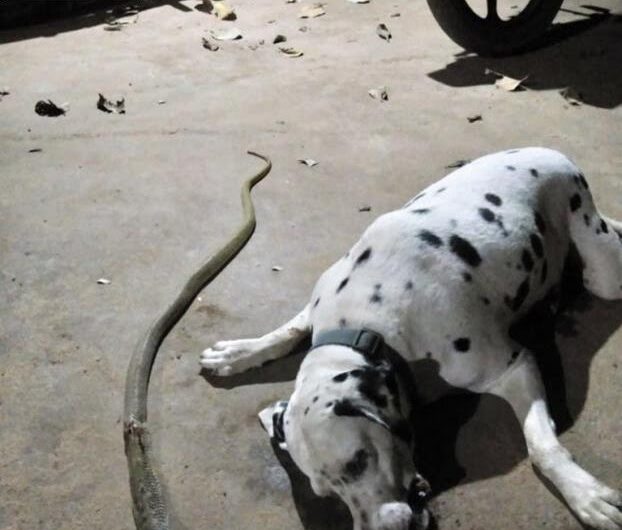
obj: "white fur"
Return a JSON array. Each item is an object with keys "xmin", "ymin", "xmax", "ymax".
[{"xmin": 201, "ymin": 148, "xmax": 622, "ymax": 530}]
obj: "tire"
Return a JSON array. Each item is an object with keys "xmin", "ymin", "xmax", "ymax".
[{"xmin": 427, "ymin": 0, "xmax": 565, "ymax": 56}]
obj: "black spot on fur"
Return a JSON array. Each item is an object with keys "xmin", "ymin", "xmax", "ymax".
[
  {"xmin": 584, "ymin": 214, "xmax": 591, "ymax": 227},
  {"xmin": 436, "ymin": 187, "xmax": 446, "ymax": 194},
  {"xmin": 425, "ymin": 352, "xmax": 432, "ymax": 359},
  {"xmin": 462, "ymin": 272, "xmax": 472, "ymax": 282},
  {"xmin": 578, "ymin": 173, "xmax": 589, "ymax": 189},
  {"xmin": 485, "ymin": 193, "xmax": 502, "ymax": 206},
  {"xmin": 313, "ymin": 297, "xmax": 320, "ymax": 308},
  {"xmin": 506, "ymin": 149, "xmax": 520, "ymax": 154},
  {"xmin": 534, "ymin": 212, "xmax": 546, "ymax": 234},
  {"xmin": 405, "ymin": 280, "xmax": 413, "ymax": 290},
  {"xmin": 600, "ymin": 219, "xmax": 609, "ymax": 234},
  {"xmin": 336, "ymin": 277, "xmax": 349, "ymax": 293},
  {"xmin": 506, "ymin": 165, "xmax": 516, "ymax": 171},
  {"xmin": 312, "ymin": 396, "xmax": 319, "ymax": 403},
  {"xmin": 370, "ymin": 292, "xmax": 383, "ymax": 304},
  {"xmin": 418, "ymin": 230, "xmax": 443, "ymax": 248},
  {"xmin": 374, "ymin": 283, "xmax": 382, "ymax": 290},
  {"xmin": 325, "ymin": 401, "xmax": 334, "ymax": 408},
  {"xmin": 541, "ymin": 260, "xmax": 548, "ymax": 284},
  {"xmin": 507, "ymin": 350, "xmax": 521, "ymax": 366},
  {"xmin": 505, "ymin": 278, "xmax": 530, "ymax": 311},
  {"xmin": 570, "ymin": 194, "xmax": 582, "ymax": 212},
  {"xmin": 521, "ymin": 249, "xmax": 534, "ymax": 272},
  {"xmin": 339, "ymin": 318, "xmax": 347, "ymax": 328},
  {"xmin": 453, "ymin": 337, "xmax": 471, "ymax": 352},
  {"xmin": 449, "ymin": 235, "xmax": 482, "ymax": 267},
  {"xmin": 304, "ymin": 407, "xmax": 310, "ymax": 415},
  {"xmin": 333, "ymin": 372, "xmax": 349, "ymax": 382},
  {"xmin": 530, "ymin": 233, "xmax": 544, "ymax": 258},
  {"xmin": 411, "ymin": 208, "xmax": 430, "ymax": 214},
  {"xmin": 481, "ymin": 296, "xmax": 491, "ymax": 305},
  {"xmin": 530, "ymin": 168, "xmax": 539, "ymax": 178},
  {"xmin": 353, "ymin": 368, "xmax": 389, "ymax": 408},
  {"xmin": 479, "ymin": 207, "xmax": 495, "ymax": 223},
  {"xmin": 354, "ymin": 248, "xmax": 372, "ymax": 267}
]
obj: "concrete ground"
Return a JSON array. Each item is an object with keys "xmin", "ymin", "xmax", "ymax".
[{"xmin": 1, "ymin": 1, "xmax": 621, "ymax": 529}]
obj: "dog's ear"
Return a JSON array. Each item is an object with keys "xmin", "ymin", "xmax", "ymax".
[
  {"xmin": 333, "ymin": 398, "xmax": 391, "ymax": 431},
  {"xmin": 258, "ymin": 400, "xmax": 289, "ymax": 451}
]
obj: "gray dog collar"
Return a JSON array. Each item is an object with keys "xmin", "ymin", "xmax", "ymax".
[{"xmin": 310, "ymin": 328, "xmax": 386, "ymax": 359}]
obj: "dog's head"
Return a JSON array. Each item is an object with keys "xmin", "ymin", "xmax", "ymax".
[{"xmin": 259, "ymin": 345, "xmax": 430, "ymax": 530}]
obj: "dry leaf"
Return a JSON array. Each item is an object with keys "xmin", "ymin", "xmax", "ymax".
[
  {"xmin": 202, "ymin": 37, "xmax": 220, "ymax": 50},
  {"xmin": 97, "ymin": 278, "xmax": 112, "ymax": 285},
  {"xmin": 279, "ymin": 46, "xmax": 304, "ymax": 57},
  {"xmin": 376, "ymin": 23, "xmax": 391, "ymax": 41},
  {"xmin": 272, "ymin": 265, "xmax": 283, "ymax": 272},
  {"xmin": 211, "ymin": 27, "xmax": 243, "ymax": 40},
  {"xmin": 212, "ymin": 1, "xmax": 236, "ymax": 20},
  {"xmin": 368, "ymin": 87, "xmax": 388, "ymax": 101},
  {"xmin": 467, "ymin": 114, "xmax": 482, "ymax": 123},
  {"xmin": 97, "ymin": 93, "xmax": 125, "ymax": 114},
  {"xmin": 560, "ymin": 87, "xmax": 582, "ymax": 106},
  {"xmin": 485, "ymin": 68, "xmax": 528, "ymax": 91},
  {"xmin": 273, "ymin": 34, "xmax": 287, "ymax": 44},
  {"xmin": 298, "ymin": 159, "xmax": 318, "ymax": 167},
  {"xmin": 34, "ymin": 100, "xmax": 66, "ymax": 117},
  {"xmin": 299, "ymin": 4, "xmax": 325, "ymax": 18}
]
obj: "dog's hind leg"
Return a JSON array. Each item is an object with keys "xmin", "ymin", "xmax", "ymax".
[
  {"xmin": 487, "ymin": 352, "xmax": 622, "ymax": 530},
  {"xmin": 567, "ymin": 179, "xmax": 622, "ymax": 300},
  {"xmin": 200, "ymin": 305, "xmax": 311, "ymax": 375}
]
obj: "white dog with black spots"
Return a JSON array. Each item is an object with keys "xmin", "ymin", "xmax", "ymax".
[{"xmin": 201, "ymin": 147, "xmax": 622, "ymax": 530}]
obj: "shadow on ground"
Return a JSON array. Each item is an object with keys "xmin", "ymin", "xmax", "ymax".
[
  {"xmin": 202, "ymin": 247, "xmax": 622, "ymax": 530},
  {"xmin": 428, "ymin": 6, "xmax": 622, "ymax": 109}
]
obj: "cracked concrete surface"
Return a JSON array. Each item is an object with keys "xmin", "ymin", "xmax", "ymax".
[{"xmin": 0, "ymin": 1, "xmax": 621, "ymax": 529}]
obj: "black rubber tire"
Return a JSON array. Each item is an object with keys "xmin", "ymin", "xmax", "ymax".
[{"xmin": 427, "ymin": 0, "xmax": 565, "ymax": 56}]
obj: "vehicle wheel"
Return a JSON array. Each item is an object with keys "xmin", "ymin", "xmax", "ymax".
[{"xmin": 426, "ymin": 0, "xmax": 565, "ymax": 56}]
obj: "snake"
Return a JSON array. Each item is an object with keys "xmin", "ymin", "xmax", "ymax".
[{"xmin": 123, "ymin": 151, "xmax": 272, "ymax": 530}]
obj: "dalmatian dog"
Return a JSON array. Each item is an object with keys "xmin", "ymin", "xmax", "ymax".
[{"xmin": 200, "ymin": 147, "xmax": 622, "ymax": 530}]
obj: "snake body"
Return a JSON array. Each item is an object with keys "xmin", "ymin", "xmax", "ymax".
[{"xmin": 123, "ymin": 151, "xmax": 272, "ymax": 530}]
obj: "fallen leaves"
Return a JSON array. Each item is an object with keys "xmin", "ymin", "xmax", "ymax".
[
  {"xmin": 368, "ymin": 87, "xmax": 388, "ymax": 101},
  {"xmin": 202, "ymin": 37, "xmax": 220, "ymax": 51},
  {"xmin": 97, "ymin": 93, "xmax": 126, "ymax": 114},
  {"xmin": 299, "ymin": 4, "xmax": 325, "ymax": 18},
  {"xmin": 35, "ymin": 100, "xmax": 66, "ymax": 117},
  {"xmin": 279, "ymin": 46, "xmax": 304, "ymax": 57},
  {"xmin": 376, "ymin": 23, "xmax": 391, "ymax": 42},
  {"xmin": 485, "ymin": 68, "xmax": 528, "ymax": 91},
  {"xmin": 560, "ymin": 87, "xmax": 582, "ymax": 106},
  {"xmin": 210, "ymin": 27, "xmax": 243, "ymax": 40},
  {"xmin": 298, "ymin": 159, "xmax": 318, "ymax": 167},
  {"xmin": 467, "ymin": 114, "xmax": 482, "ymax": 123}
]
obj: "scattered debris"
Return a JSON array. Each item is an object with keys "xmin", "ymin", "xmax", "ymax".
[
  {"xmin": 560, "ymin": 87, "xmax": 582, "ymax": 106},
  {"xmin": 273, "ymin": 34, "xmax": 287, "ymax": 44},
  {"xmin": 467, "ymin": 114, "xmax": 482, "ymax": 123},
  {"xmin": 97, "ymin": 93, "xmax": 126, "ymax": 114},
  {"xmin": 358, "ymin": 205, "xmax": 372, "ymax": 212},
  {"xmin": 286, "ymin": 0, "xmax": 298, "ymax": 3},
  {"xmin": 368, "ymin": 87, "xmax": 388, "ymax": 101},
  {"xmin": 0, "ymin": 88, "xmax": 9, "ymax": 101},
  {"xmin": 299, "ymin": 4, "xmax": 326, "ymax": 18},
  {"xmin": 298, "ymin": 159, "xmax": 318, "ymax": 167},
  {"xmin": 248, "ymin": 43, "xmax": 260, "ymax": 50},
  {"xmin": 158, "ymin": 99, "xmax": 167, "ymax": 104},
  {"xmin": 485, "ymin": 68, "xmax": 528, "ymax": 91},
  {"xmin": 390, "ymin": 12, "xmax": 400, "ymax": 17},
  {"xmin": 202, "ymin": 37, "xmax": 220, "ymax": 50},
  {"xmin": 211, "ymin": 27, "xmax": 243, "ymax": 40},
  {"xmin": 35, "ymin": 100, "xmax": 66, "ymax": 117},
  {"xmin": 103, "ymin": 8, "xmax": 139, "ymax": 31},
  {"xmin": 348, "ymin": 0, "xmax": 370, "ymax": 3},
  {"xmin": 97, "ymin": 278, "xmax": 112, "ymax": 285},
  {"xmin": 272, "ymin": 265, "xmax": 283, "ymax": 272},
  {"xmin": 299, "ymin": 25, "xmax": 309, "ymax": 32},
  {"xmin": 279, "ymin": 46, "xmax": 304, "ymax": 57},
  {"xmin": 446, "ymin": 160, "xmax": 470, "ymax": 169},
  {"xmin": 376, "ymin": 23, "xmax": 392, "ymax": 41},
  {"xmin": 212, "ymin": 1, "xmax": 236, "ymax": 20},
  {"xmin": 28, "ymin": 148, "xmax": 42, "ymax": 153}
]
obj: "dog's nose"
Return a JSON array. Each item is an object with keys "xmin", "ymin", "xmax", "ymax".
[{"xmin": 374, "ymin": 502, "xmax": 413, "ymax": 530}]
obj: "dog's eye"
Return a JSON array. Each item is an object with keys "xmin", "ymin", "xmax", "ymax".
[{"xmin": 333, "ymin": 372, "xmax": 349, "ymax": 382}]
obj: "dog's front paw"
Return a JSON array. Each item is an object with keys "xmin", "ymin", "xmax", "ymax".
[
  {"xmin": 565, "ymin": 476, "xmax": 622, "ymax": 530},
  {"xmin": 199, "ymin": 338, "xmax": 261, "ymax": 376}
]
